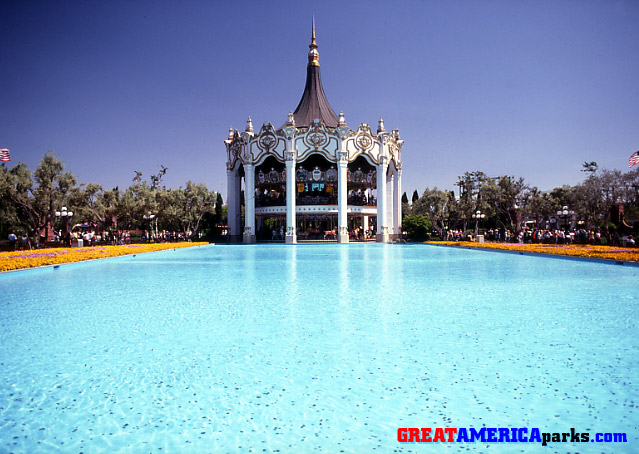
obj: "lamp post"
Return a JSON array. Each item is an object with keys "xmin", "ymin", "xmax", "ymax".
[
  {"xmin": 143, "ymin": 213, "xmax": 156, "ymax": 242},
  {"xmin": 556, "ymin": 206, "xmax": 574, "ymax": 232},
  {"xmin": 55, "ymin": 206, "xmax": 73, "ymax": 245},
  {"xmin": 472, "ymin": 209, "xmax": 485, "ymax": 236}
]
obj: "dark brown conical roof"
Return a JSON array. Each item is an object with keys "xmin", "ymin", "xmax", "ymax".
[{"xmin": 291, "ymin": 17, "xmax": 338, "ymax": 128}]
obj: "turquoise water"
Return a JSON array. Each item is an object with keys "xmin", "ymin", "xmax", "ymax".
[{"xmin": 0, "ymin": 244, "xmax": 637, "ymax": 453}]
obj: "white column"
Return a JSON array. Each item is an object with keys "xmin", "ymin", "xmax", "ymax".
[
  {"xmin": 387, "ymin": 172, "xmax": 395, "ymax": 236},
  {"xmin": 285, "ymin": 153, "xmax": 297, "ymax": 243},
  {"xmin": 394, "ymin": 167, "xmax": 402, "ymax": 235},
  {"xmin": 235, "ymin": 173, "xmax": 242, "ymax": 242},
  {"xmin": 337, "ymin": 152, "xmax": 349, "ymax": 243},
  {"xmin": 376, "ymin": 157, "xmax": 389, "ymax": 242},
  {"xmin": 363, "ymin": 215, "xmax": 369, "ymax": 238},
  {"xmin": 243, "ymin": 163, "xmax": 256, "ymax": 243},
  {"xmin": 226, "ymin": 168, "xmax": 239, "ymax": 242}
]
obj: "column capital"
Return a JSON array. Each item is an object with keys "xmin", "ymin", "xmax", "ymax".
[
  {"xmin": 338, "ymin": 151, "xmax": 349, "ymax": 162},
  {"xmin": 285, "ymin": 151, "xmax": 296, "ymax": 161}
]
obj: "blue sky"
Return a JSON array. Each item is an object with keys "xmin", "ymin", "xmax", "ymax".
[{"xmin": 1, "ymin": 0, "xmax": 637, "ymax": 200}]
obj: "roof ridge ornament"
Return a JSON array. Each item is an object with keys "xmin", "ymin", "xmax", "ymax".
[
  {"xmin": 308, "ymin": 14, "xmax": 319, "ymax": 67},
  {"xmin": 286, "ymin": 111, "xmax": 295, "ymax": 127},
  {"xmin": 377, "ymin": 117, "xmax": 386, "ymax": 134},
  {"xmin": 338, "ymin": 110, "xmax": 346, "ymax": 127},
  {"xmin": 245, "ymin": 116, "xmax": 254, "ymax": 133}
]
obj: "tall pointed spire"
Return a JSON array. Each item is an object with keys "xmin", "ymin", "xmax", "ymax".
[
  {"xmin": 312, "ymin": 13, "xmax": 316, "ymax": 42},
  {"xmin": 308, "ymin": 14, "xmax": 319, "ymax": 66},
  {"xmin": 291, "ymin": 15, "xmax": 338, "ymax": 128}
]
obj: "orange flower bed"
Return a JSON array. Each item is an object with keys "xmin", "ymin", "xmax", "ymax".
[
  {"xmin": 426, "ymin": 241, "xmax": 639, "ymax": 263},
  {"xmin": 0, "ymin": 242, "xmax": 209, "ymax": 273}
]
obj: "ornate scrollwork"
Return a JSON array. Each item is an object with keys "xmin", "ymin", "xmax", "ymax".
[
  {"xmin": 256, "ymin": 122, "xmax": 278, "ymax": 153},
  {"xmin": 357, "ymin": 134, "xmax": 372, "ymax": 149},
  {"xmin": 286, "ymin": 226, "xmax": 295, "ymax": 236},
  {"xmin": 308, "ymin": 130, "xmax": 327, "ymax": 148},
  {"xmin": 230, "ymin": 141, "xmax": 242, "ymax": 159},
  {"xmin": 259, "ymin": 134, "xmax": 276, "ymax": 150},
  {"xmin": 354, "ymin": 122, "xmax": 374, "ymax": 153},
  {"xmin": 303, "ymin": 120, "xmax": 329, "ymax": 150}
]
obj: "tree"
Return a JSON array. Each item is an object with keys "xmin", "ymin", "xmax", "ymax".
[
  {"xmin": 182, "ymin": 181, "xmax": 216, "ymax": 239},
  {"xmin": 411, "ymin": 189, "xmax": 419, "ymax": 204},
  {"xmin": 200, "ymin": 192, "xmax": 225, "ymax": 241},
  {"xmin": 0, "ymin": 164, "xmax": 27, "ymax": 239},
  {"xmin": 401, "ymin": 191, "xmax": 410, "ymax": 216},
  {"xmin": 456, "ymin": 171, "xmax": 490, "ymax": 232},
  {"xmin": 215, "ymin": 193, "xmax": 224, "ymax": 222},
  {"xmin": 481, "ymin": 175, "xmax": 527, "ymax": 234},
  {"xmin": 582, "ymin": 161, "xmax": 598, "ymax": 174},
  {"xmin": 572, "ymin": 168, "xmax": 626, "ymax": 234},
  {"xmin": 524, "ymin": 187, "xmax": 559, "ymax": 228},
  {"xmin": 68, "ymin": 183, "xmax": 106, "ymax": 225},
  {"xmin": 150, "ymin": 165, "xmax": 168, "ymax": 190},
  {"xmin": 33, "ymin": 152, "xmax": 76, "ymax": 242},
  {"xmin": 412, "ymin": 187, "xmax": 452, "ymax": 234},
  {"xmin": 402, "ymin": 214, "xmax": 432, "ymax": 241}
]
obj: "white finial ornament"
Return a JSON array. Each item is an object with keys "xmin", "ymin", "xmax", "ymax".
[
  {"xmin": 246, "ymin": 116, "xmax": 254, "ymax": 133},
  {"xmin": 286, "ymin": 111, "xmax": 295, "ymax": 127},
  {"xmin": 338, "ymin": 110, "xmax": 346, "ymax": 127},
  {"xmin": 377, "ymin": 117, "xmax": 386, "ymax": 133},
  {"xmin": 228, "ymin": 127, "xmax": 234, "ymax": 139}
]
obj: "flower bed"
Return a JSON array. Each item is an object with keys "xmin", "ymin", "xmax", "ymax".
[
  {"xmin": 0, "ymin": 243, "xmax": 209, "ymax": 272},
  {"xmin": 426, "ymin": 241, "xmax": 639, "ymax": 263}
]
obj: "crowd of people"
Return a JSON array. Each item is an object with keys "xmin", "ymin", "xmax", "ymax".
[
  {"xmin": 444, "ymin": 227, "xmax": 636, "ymax": 247},
  {"xmin": 7, "ymin": 231, "xmax": 30, "ymax": 251},
  {"xmin": 3, "ymin": 229, "xmax": 195, "ymax": 251}
]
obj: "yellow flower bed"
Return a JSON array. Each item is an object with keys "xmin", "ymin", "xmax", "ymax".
[
  {"xmin": 0, "ymin": 242, "xmax": 209, "ymax": 272},
  {"xmin": 426, "ymin": 241, "xmax": 639, "ymax": 263}
]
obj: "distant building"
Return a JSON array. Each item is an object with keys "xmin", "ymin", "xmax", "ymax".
[{"xmin": 225, "ymin": 18, "xmax": 403, "ymax": 243}]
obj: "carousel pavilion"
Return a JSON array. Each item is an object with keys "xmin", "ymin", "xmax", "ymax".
[{"xmin": 225, "ymin": 19, "xmax": 403, "ymax": 243}]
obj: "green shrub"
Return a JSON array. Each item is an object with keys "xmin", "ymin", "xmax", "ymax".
[{"xmin": 402, "ymin": 214, "xmax": 432, "ymax": 241}]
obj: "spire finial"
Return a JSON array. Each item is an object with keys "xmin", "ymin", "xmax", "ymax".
[
  {"xmin": 377, "ymin": 117, "xmax": 386, "ymax": 134},
  {"xmin": 245, "ymin": 116, "xmax": 254, "ymax": 133},
  {"xmin": 338, "ymin": 110, "xmax": 346, "ymax": 127},
  {"xmin": 287, "ymin": 111, "xmax": 295, "ymax": 127},
  {"xmin": 308, "ymin": 14, "xmax": 319, "ymax": 66},
  {"xmin": 312, "ymin": 13, "xmax": 316, "ymax": 43}
]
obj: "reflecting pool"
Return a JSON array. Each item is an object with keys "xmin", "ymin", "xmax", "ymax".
[{"xmin": 1, "ymin": 244, "xmax": 637, "ymax": 453}]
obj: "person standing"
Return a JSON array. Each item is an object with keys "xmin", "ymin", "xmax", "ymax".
[{"xmin": 8, "ymin": 231, "xmax": 17, "ymax": 250}]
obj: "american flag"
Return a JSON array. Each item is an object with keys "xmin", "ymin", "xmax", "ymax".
[
  {"xmin": 0, "ymin": 149, "xmax": 10, "ymax": 162},
  {"xmin": 630, "ymin": 151, "xmax": 639, "ymax": 168}
]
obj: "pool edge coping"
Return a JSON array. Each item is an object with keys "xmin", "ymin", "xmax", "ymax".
[{"xmin": 423, "ymin": 242, "xmax": 639, "ymax": 267}]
